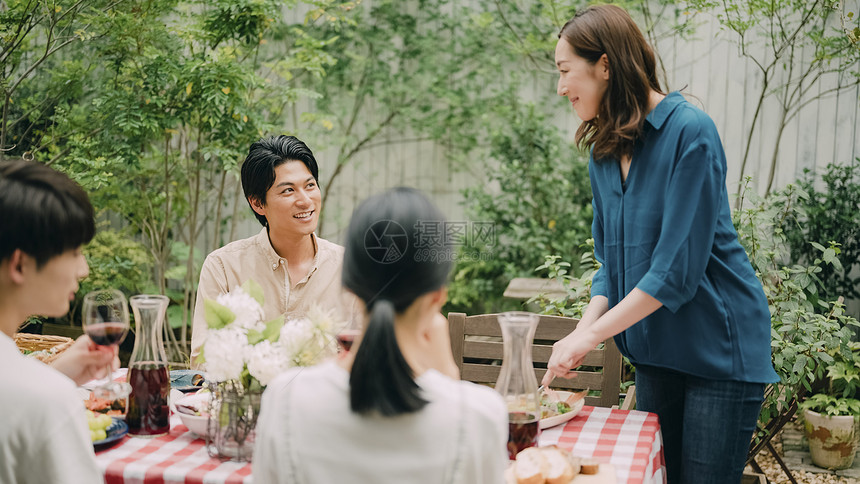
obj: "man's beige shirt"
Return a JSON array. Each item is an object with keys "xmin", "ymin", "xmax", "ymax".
[{"xmin": 190, "ymin": 228, "xmax": 348, "ymax": 367}]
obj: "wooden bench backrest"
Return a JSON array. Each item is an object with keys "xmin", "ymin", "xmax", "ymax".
[{"xmin": 447, "ymin": 312, "xmax": 622, "ymax": 408}]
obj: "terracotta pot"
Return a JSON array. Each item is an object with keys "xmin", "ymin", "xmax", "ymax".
[{"xmin": 802, "ymin": 408, "xmax": 857, "ymax": 470}]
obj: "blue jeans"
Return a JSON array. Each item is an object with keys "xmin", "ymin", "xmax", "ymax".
[{"xmin": 635, "ymin": 365, "xmax": 765, "ymax": 484}]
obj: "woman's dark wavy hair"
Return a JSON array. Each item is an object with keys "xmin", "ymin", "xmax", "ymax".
[
  {"xmin": 559, "ymin": 4, "xmax": 663, "ymax": 161},
  {"xmin": 0, "ymin": 159, "xmax": 95, "ymax": 267},
  {"xmin": 241, "ymin": 135, "xmax": 319, "ymax": 226},
  {"xmin": 342, "ymin": 187, "xmax": 453, "ymax": 416}
]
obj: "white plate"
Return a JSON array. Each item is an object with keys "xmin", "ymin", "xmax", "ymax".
[{"xmin": 540, "ymin": 391, "xmax": 585, "ymax": 430}]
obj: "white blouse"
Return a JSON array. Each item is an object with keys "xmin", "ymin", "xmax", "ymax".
[{"xmin": 253, "ymin": 361, "xmax": 508, "ymax": 484}]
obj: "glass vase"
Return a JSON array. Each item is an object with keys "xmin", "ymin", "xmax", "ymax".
[
  {"xmin": 207, "ymin": 380, "xmax": 262, "ymax": 462},
  {"xmin": 495, "ymin": 311, "xmax": 541, "ymax": 459},
  {"xmin": 127, "ymin": 294, "xmax": 171, "ymax": 437}
]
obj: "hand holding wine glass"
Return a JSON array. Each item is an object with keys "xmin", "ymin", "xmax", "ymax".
[
  {"xmin": 82, "ymin": 289, "xmax": 132, "ymax": 400},
  {"xmin": 50, "ymin": 336, "xmax": 118, "ymax": 386},
  {"xmin": 334, "ymin": 292, "xmax": 363, "ymax": 353},
  {"xmin": 336, "ymin": 315, "xmax": 361, "ymax": 353}
]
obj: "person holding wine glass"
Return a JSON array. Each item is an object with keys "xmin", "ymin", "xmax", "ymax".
[
  {"xmin": 0, "ymin": 158, "xmax": 113, "ymax": 483},
  {"xmin": 253, "ymin": 188, "xmax": 507, "ymax": 484},
  {"xmin": 82, "ymin": 289, "xmax": 132, "ymax": 400}
]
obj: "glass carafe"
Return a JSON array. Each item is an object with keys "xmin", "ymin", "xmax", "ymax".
[
  {"xmin": 127, "ymin": 295, "xmax": 171, "ymax": 437},
  {"xmin": 495, "ymin": 311, "xmax": 541, "ymax": 459}
]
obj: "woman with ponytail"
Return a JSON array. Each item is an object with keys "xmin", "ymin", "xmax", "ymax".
[{"xmin": 253, "ymin": 187, "xmax": 508, "ymax": 484}]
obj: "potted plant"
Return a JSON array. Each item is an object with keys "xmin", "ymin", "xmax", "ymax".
[{"xmin": 799, "ymin": 343, "xmax": 860, "ymax": 470}]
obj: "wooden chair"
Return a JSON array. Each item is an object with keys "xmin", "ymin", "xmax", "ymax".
[{"xmin": 447, "ymin": 312, "xmax": 625, "ymax": 408}]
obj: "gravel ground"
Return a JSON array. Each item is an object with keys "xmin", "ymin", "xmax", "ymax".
[{"xmin": 746, "ymin": 430, "xmax": 858, "ymax": 484}]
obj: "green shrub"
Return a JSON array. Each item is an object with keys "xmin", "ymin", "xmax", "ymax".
[
  {"xmin": 783, "ymin": 161, "xmax": 860, "ymax": 313},
  {"xmin": 733, "ymin": 178, "xmax": 858, "ymax": 452},
  {"xmin": 71, "ymin": 227, "xmax": 153, "ymax": 326},
  {"xmin": 445, "ymin": 104, "xmax": 592, "ymax": 314}
]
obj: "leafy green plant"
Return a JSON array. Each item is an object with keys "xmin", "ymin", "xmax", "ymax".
[
  {"xmin": 66, "ymin": 227, "xmax": 154, "ymax": 327},
  {"xmin": 800, "ymin": 393, "xmax": 860, "ymax": 417},
  {"xmin": 733, "ymin": 177, "xmax": 859, "ymax": 459},
  {"xmin": 445, "ymin": 104, "xmax": 592, "ymax": 314},
  {"xmin": 782, "ymin": 161, "xmax": 860, "ymax": 312},
  {"xmin": 2, "ymin": 0, "xmax": 356, "ymax": 362},
  {"xmin": 800, "ymin": 343, "xmax": 860, "ymax": 417},
  {"xmin": 529, "ymin": 239, "xmax": 599, "ymax": 319}
]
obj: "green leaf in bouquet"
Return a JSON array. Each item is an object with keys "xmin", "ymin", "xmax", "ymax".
[
  {"xmin": 241, "ymin": 279, "xmax": 265, "ymax": 306},
  {"xmin": 263, "ymin": 315, "xmax": 285, "ymax": 343},
  {"xmin": 247, "ymin": 329, "xmax": 265, "ymax": 345},
  {"xmin": 205, "ymin": 299, "xmax": 236, "ymax": 329},
  {"xmin": 193, "ymin": 346, "xmax": 206, "ymax": 366}
]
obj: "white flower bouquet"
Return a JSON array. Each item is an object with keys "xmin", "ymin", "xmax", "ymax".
[{"xmin": 198, "ymin": 279, "xmax": 339, "ymax": 391}]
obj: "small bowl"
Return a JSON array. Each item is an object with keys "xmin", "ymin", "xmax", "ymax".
[{"xmin": 174, "ymin": 392, "xmax": 211, "ymax": 438}]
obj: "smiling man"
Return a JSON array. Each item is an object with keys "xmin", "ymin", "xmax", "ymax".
[{"xmin": 190, "ymin": 135, "xmax": 347, "ymax": 367}]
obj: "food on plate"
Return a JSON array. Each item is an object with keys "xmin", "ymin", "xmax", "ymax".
[
  {"xmin": 174, "ymin": 391, "xmax": 210, "ymax": 418},
  {"xmin": 541, "ymin": 399, "xmax": 571, "ymax": 419},
  {"xmin": 540, "ymin": 388, "xmax": 587, "ymax": 419},
  {"xmin": 84, "ymin": 392, "xmax": 126, "ymax": 417},
  {"xmin": 506, "ymin": 446, "xmax": 598, "ymax": 484},
  {"xmin": 86, "ymin": 410, "xmax": 113, "ymax": 442}
]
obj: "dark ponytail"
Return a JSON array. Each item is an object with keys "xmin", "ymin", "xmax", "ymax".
[
  {"xmin": 342, "ymin": 187, "xmax": 453, "ymax": 416},
  {"xmin": 349, "ymin": 299, "xmax": 427, "ymax": 415}
]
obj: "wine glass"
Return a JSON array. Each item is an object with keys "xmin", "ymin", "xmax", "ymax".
[
  {"xmin": 336, "ymin": 318, "xmax": 361, "ymax": 353},
  {"xmin": 82, "ymin": 289, "xmax": 132, "ymax": 400},
  {"xmin": 335, "ymin": 294, "xmax": 362, "ymax": 353}
]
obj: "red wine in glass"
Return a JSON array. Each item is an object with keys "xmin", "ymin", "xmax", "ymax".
[
  {"xmin": 83, "ymin": 289, "xmax": 132, "ymax": 401},
  {"xmin": 85, "ymin": 322, "xmax": 128, "ymax": 346},
  {"xmin": 507, "ymin": 411, "xmax": 540, "ymax": 459},
  {"xmin": 127, "ymin": 362, "xmax": 170, "ymax": 437},
  {"xmin": 336, "ymin": 329, "xmax": 360, "ymax": 352}
]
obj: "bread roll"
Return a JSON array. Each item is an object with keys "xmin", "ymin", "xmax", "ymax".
[
  {"xmin": 566, "ymin": 456, "xmax": 582, "ymax": 476},
  {"xmin": 504, "ymin": 465, "xmax": 519, "ymax": 484},
  {"xmin": 542, "ymin": 446, "xmax": 576, "ymax": 484},
  {"xmin": 514, "ymin": 447, "xmax": 546, "ymax": 484},
  {"xmin": 579, "ymin": 457, "xmax": 600, "ymax": 475}
]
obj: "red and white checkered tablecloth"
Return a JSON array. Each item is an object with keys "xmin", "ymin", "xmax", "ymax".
[
  {"xmin": 94, "ymin": 413, "xmax": 252, "ymax": 484},
  {"xmin": 539, "ymin": 406, "xmax": 666, "ymax": 484},
  {"xmin": 95, "ymin": 403, "xmax": 663, "ymax": 483}
]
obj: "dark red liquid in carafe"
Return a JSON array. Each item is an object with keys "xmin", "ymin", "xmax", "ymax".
[
  {"xmin": 507, "ymin": 412, "xmax": 540, "ymax": 459},
  {"xmin": 127, "ymin": 363, "xmax": 170, "ymax": 436}
]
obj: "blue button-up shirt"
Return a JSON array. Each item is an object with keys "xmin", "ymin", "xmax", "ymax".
[{"xmin": 589, "ymin": 91, "xmax": 779, "ymax": 383}]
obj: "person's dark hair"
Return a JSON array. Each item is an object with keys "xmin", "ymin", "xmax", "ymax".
[
  {"xmin": 240, "ymin": 135, "xmax": 319, "ymax": 226},
  {"xmin": 0, "ymin": 159, "xmax": 95, "ymax": 267},
  {"xmin": 559, "ymin": 4, "xmax": 663, "ymax": 161},
  {"xmin": 342, "ymin": 187, "xmax": 453, "ymax": 416}
]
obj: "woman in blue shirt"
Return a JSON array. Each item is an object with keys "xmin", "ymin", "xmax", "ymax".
[{"xmin": 541, "ymin": 5, "xmax": 779, "ymax": 484}]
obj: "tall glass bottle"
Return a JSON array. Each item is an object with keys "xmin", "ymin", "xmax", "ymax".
[
  {"xmin": 495, "ymin": 311, "xmax": 541, "ymax": 459},
  {"xmin": 127, "ymin": 295, "xmax": 171, "ymax": 437}
]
